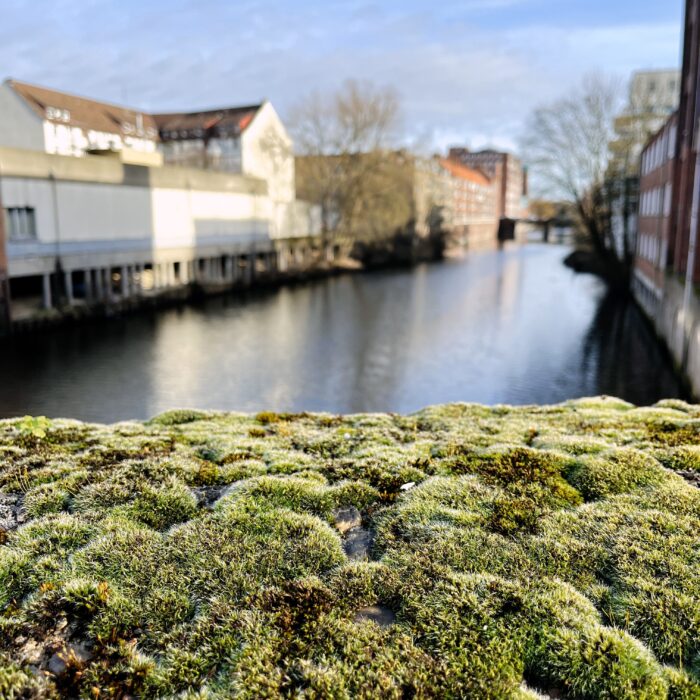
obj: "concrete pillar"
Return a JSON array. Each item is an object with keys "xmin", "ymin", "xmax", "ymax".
[
  {"xmin": 133, "ymin": 265, "xmax": 142, "ymax": 294},
  {"xmin": 64, "ymin": 270, "xmax": 74, "ymax": 306},
  {"xmin": 230, "ymin": 255, "xmax": 239, "ymax": 283},
  {"xmin": 42, "ymin": 273, "xmax": 53, "ymax": 309},
  {"xmin": 84, "ymin": 269, "xmax": 94, "ymax": 302},
  {"xmin": 93, "ymin": 269, "xmax": 103, "ymax": 301},
  {"xmin": 279, "ymin": 247, "xmax": 288, "ymax": 272},
  {"xmin": 244, "ymin": 255, "xmax": 253, "ymax": 285},
  {"xmin": 120, "ymin": 266, "xmax": 128, "ymax": 297},
  {"xmin": 104, "ymin": 268, "xmax": 114, "ymax": 301}
]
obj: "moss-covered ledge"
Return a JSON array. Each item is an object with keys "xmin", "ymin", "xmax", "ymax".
[{"xmin": 1, "ymin": 397, "xmax": 699, "ymax": 699}]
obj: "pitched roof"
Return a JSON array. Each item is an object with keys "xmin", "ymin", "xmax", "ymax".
[
  {"xmin": 440, "ymin": 158, "xmax": 492, "ymax": 186},
  {"xmin": 153, "ymin": 105, "xmax": 262, "ymax": 140},
  {"xmin": 6, "ymin": 79, "xmax": 159, "ymax": 139}
]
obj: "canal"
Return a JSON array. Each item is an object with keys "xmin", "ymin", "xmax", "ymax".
[{"xmin": 0, "ymin": 244, "xmax": 686, "ymax": 423}]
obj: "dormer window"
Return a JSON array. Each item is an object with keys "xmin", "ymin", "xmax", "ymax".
[{"xmin": 45, "ymin": 106, "xmax": 70, "ymax": 122}]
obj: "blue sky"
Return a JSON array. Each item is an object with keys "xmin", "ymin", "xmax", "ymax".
[{"xmin": 0, "ymin": 0, "xmax": 684, "ymax": 152}]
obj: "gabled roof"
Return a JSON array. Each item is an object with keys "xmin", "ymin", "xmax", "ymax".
[
  {"xmin": 153, "ymin": 104, "xmax": 263, "ymax": 140},
  {"xmin": 440, "ymin": 158, "xmax": 492, "ymax": 187},
  {"xmin": 6, "ymin": 79, "xmax": 159, "ymax": 139}
]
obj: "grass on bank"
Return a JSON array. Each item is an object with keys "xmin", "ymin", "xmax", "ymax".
[{"xmin": 0, "ymin": 397, "xmax": 699, "ymax": 698}]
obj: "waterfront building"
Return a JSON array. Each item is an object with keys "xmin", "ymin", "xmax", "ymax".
[
  {"xmin": 626, "ymin": 0, "xmax": 700, "ymax": 398},
  {"xmin": 610, "ymin": 70, "xmax": 680, "ymax": 176},
  {"xmin": 633, "ymin": 113, "xmax": 677, "ymax": 316},
  {"xmin": 155, "ymin": 103, "xmax": 297, "ymax": 238},
  {"xmin": 0, "ymin": 79, "xmax": 160, "ymax": 160},
  {"xmin": 608, "ymin": 70, "xmax": 680, "ymax": 266},
  {"xmin": 0, "ymin": 81, "xmax": 321, "ymax": 324},
  {"xmin": 446, "ymin": 148, "xmax": 526, "ymax": 220},
  {"xmin": 671, "ymin": 0, "xmax": 700, "ymax": 285},
  {"xmin": 0, "ymin": 145, "xmax": 319, "ymax": 321},
  {"xmin": 439, "ymin": 158, "xmax": 498, "ymax": 248}
]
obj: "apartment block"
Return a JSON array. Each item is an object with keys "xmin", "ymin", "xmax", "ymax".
[
  {"xmin": 447, "ymin": 148, "xmax": 525, "ymax": 220},
  {"xmin": 634, "ymin": 113, "xmax": 678, "ymax": 315}
]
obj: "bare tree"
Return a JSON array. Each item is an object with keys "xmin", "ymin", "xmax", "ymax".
[
  {"xmin": 290, "ymin": 80, "xmax": 406, "ymax": 243},
  {"xmin": 521, "ymin": 75, "xmax": 623, "ymax": 269}
]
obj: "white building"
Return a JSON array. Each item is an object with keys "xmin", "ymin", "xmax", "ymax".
[
  {"xmin": 155, "ymin": 101, "xmax": 298, "ymax": 238},
  {"xmin": 0, "ymin": 80, "xmax": 321, "ymax": 321},
  {"xmin": 0, "ymin": 79, "xmax": 160, "ymax": 159}
]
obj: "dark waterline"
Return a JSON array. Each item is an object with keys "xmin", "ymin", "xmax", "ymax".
[{"xmin": 0, "ymin": 244, "xmax": 686, "ymax": 423}]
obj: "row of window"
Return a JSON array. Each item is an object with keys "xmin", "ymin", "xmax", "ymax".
[
  {"xmin": 3, "ymin": 207, "xmax": 37, "ymax": 241},
  {"xmin": 641, "ymin": 124, "xmax": 676, "ymax": 176},
  {"xmin": 639, "ymin": 183, "xmax": 672, "ymax": 218},
  {"xmin": 637, "ymin": 232, "xmax": 666, "ymax": 267}
]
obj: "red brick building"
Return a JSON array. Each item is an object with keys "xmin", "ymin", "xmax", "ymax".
[
  {"xmin": 447, "ymin": 148, "xmax": 525, "ymax": 220},
  {"xmin": 439, "ymin": 158, "xmax": 499, "ymax": 248},
  {"xmin": 634, "ymin": 113, "xmax": 678, "ymax": 313},
  {"xmin": 671, "ymin": 0, "xmax": 700, "ymax": 284}
]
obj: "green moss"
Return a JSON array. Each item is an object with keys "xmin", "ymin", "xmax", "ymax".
[
  {"xmin": 565, "ymin": 448, "xmax": 673, "ymax": 501},
  {"xmin": 148, "ymin": 409, "xmax": 210, "ymax": 426},
  {"xmin": 1, "ymin": 401, "xmax": 699, "ymax": 697},
  {"xmin": 127, "ymin": 477, "xmax": 199, "ymax": 530}
]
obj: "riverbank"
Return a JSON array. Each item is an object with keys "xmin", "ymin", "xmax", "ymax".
[
  {"xmin": 633, "ymin": 271, "xmax": 700, "ymax": 401},
  {"xmin": 1, "ymin": 397, "xmax": 699, "ymax": 698},
  {"xmin": 3, "ymin": 231, "xmax": 450, "ymax": 336}
]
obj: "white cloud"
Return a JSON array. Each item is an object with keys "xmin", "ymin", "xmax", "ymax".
[{"xmin": 0, "ymin": 1, "xmax": 683, "ymax": 155}]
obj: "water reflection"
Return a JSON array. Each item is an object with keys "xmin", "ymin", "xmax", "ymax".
[{"xmin": 0, "ymin": 244, "xmax": 686, "ymax": 423}]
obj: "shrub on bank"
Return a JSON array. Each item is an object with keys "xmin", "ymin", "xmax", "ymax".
[{"xmin": 0, "ymin": 399, "xmax": 699, "ymax": 698}]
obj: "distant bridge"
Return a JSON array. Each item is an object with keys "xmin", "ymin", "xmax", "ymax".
[{"xmin": 497, "ymin": 217, "xmax": 574, "ymax": 243}]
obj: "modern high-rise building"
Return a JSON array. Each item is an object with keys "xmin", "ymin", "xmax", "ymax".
[{"xmin": 610, "ymin": 70, "xmax": 680, "ymax": 176}]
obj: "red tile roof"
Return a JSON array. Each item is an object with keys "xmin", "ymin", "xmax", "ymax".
[
  {"xmin": 6, "ymin": 79, "xmax": 262, "ymax": 143},
  {"xmin": 440, "ymin": 158, "xmax": 492, "ymax": 186},
  {"xmin": 153, "ymin": 105, "xmax": 262, "ymax": 140},
  {"xmin": 7, "ymin": 79, "xmax": 159, "ymax": 138}
]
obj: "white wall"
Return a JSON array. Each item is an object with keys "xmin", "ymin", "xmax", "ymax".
[
  {"xmin": 2, "ymin": 169, "xmax": 273, "ymax": 276},
  {"xmin": 43, "ymin": 121, "xmax": 157, "ymax": 157},
  {"xmin": 2, "ymin": 177, "xmax": 152, "ymax": 244},
  {"xmin": 150, "ymin": 187, "xmax": 272, "ymax": 252},
  {"xmin": 241, "ymin": 102, "xmax": 296, "ymax": 239},
  {"xmin": 0, "ymin": 83, "xmax": 45, "ymax": 152}
]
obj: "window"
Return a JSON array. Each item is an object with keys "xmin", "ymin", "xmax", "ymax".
[{"xmin": 4, "ymin": 207, "xmax": 37, "ymax": 241}]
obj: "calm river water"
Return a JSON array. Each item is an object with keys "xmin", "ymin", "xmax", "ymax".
[{"xmin": 0, "ymin": 244, "xmax": 686, "ymax": 423}]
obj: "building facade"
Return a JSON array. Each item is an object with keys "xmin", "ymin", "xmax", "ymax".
[
  {"xmin": 633, "ymin": 113, "xmax": 678, "ymax": 315},
  {"xmin": 439, "ymin": 158, "xmax": 498, "ymax": 248},
  {"xmin": 671, "ymin": 0, "xmax": 700, "ymax": 285},
  {"xmin": 155, "ymin": 102, "xmax": 297, "ymax": 237},
  {"xmin": 0, "ymin": 80, "xmax": 160, "ymax": 159},
  {"xmin": 447, "ymin": 148, "xmax": 525, "ymax": 220},
  {"xmin": 0, "ymin": 146, "xmax": 320, "ymax": 321},
  {"xmin": 0, "ymin": 78, "xmax": 314, "ymax": 240}
]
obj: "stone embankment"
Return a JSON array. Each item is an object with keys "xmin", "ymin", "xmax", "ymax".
[{"xmin": 1, "ymin": 397, "xmax": 699, "ymax": 697}]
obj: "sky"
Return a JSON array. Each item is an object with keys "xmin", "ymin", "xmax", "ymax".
[{"xmin": 0, "ymin": 0, "xmax": 685, "ymax": 153}]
